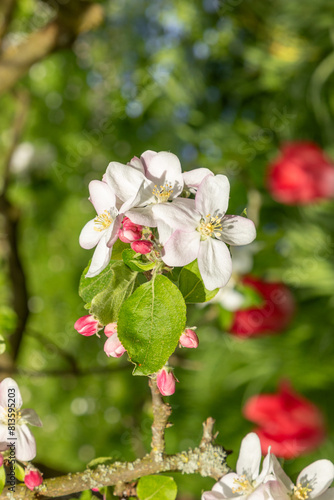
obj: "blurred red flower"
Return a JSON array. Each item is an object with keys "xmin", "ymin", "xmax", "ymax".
[
  {"xmin": 243, "ymin": 382, "xmax": 326, "ymax": 459},
  {"xmin": 267, "ymin": 142, "xmax": 334, "ymax": 204},
  {"xmin": 229, "ymin": 276, "xmax": 295, "ymax": 338}
]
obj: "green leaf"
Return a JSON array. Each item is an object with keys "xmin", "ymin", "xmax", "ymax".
[
  {"xmin": 79, "ymin": 491, "xmax": 92, "ymax": 500},
  {"xmin": 218, "ymin": 308, "xmax": 234, "ymax": 331},
  {"xmin": 122, "ymin": 249, "xmax": 155, "ymax": 272},
  {"xmin": 111, "ymin": 239, "xmax": 130, "ymax": 260},
  {"xmin": 118, "ymin": 275, "xmax": 186, "ymax": 375},
  {"xmin": 90, "ymin": 262, "xmax": 138, "ymax": 325},
  {"xmin": 137, "ymin": 476, "xmax": 177, "ymax": 500},
  {"xmin": 79, "ymin": 259, "xmax": 118, "ymax": 305},
  {"xmin": 87, "ymin": 457, "xmax": 114, "ymax": 469},
  {"xmin": 0, "ymin": 466, "xmax": 6, "ymax": 494},
  {"xmin": 178, "ymin": 260, "xmax": 219, "ymax": 303},
  {"xmin": 15, "ymin": 462, "xmax": 25, "ymax": 482}
]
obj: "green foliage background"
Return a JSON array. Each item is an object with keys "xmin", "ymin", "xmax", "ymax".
[{"xmin": 1, "ymin": 0, "xmax": 334, "ymax": 498}]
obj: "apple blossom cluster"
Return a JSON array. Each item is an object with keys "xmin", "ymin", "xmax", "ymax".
[
  {"xmin": 202, "ymin": 433, "xmax": 334, "ymax": 500},
  {"xmin": 79, "ymin": 150, "xmax": 256, "ymax": 290},
  {"xmin": 75, "ymin": 150, "xmax": 256, "ymax": 395}
]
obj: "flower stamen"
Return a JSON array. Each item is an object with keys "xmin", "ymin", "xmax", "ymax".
[
  {"xmin": 292, "ymin": 483, "xmax": 312, "ymax": 500},
  {"xmin": 232, "ymin": 475, "xmax": 253, "ymax": 494},
  {"xmin": 198, "ymin": 214, "xmax": 222, "ymax": 239},
  {"xmin": 152, "ymin": 182, "xmax": 173, "ymax": 203},
  {"xmin": 94, "ymin": 210, "xmax": 114, "ymax": 231}
]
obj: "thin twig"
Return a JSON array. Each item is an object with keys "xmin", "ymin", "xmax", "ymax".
[{"xmin": 149, "ymin": 377, "xmax": 172, "ymax": 461}]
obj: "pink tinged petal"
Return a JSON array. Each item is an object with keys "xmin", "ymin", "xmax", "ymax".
[
  {"xmin": 106, "ymin": 162, "xmax": 147, "ymax": 202},
  {"xmin": 145, "ymin": 152, "xmax": 184, "ymax": 196},
  {"xmin": 85, "ymin": 233, "xmax": 112, "ymax": 278},
  {"xmin": 104, "ymin": 322, "xmax": 117, "ymax": 337},
  {"xmin": 0, "ymin": 378, "xmax": 22, "ymax": 408},
  {"xmin": 162, "ymin": 230, "xmax": 200, "ymax": 267},
  {"xmin": 118, "ymin": 227, "xmax": 142, "ymax": 243},
  {"xmin": 125, "ymin": 206, "xmax": 157, "ymax": 227},
  {"xmin": 196, "ymin": 174, "xmax": 230, "ymax": 217},
  {"xmin": 0, "ymin": 422, "xmax": 9, "ymax": 450},
  {"xmin": 140, "ymin": 150, "xmax": 158, "ymax": 171},
  {"xmin": 15, "ymin": 425, "xmax": 37, "ymax": 461},
  {"xmin": 24, "ymin": 470, "xmax": 43, "ymax": 491},
  {"xmin": 247, "ymin": 484, "xmax": 274, "ymax": 500},
  {"xmin": 221, "ymin": 216, "xmax": 257, "ymax": 246},
  {"xmin": 183, "ymin": 168, "xmax": 214, "ymax": 191},
  {"xmin": 267, "ymin": 480, "xmax": 291, "ymax": 500},
  {"xmin": 20, "ymin": 409, "xmax": 42, "ymax": 427},
  {"xmin": 74, "ymin": 315, "xmax": 100, "ymax": 336},
  {"xmin": 156, "ymin": 368, "xmax": 177, "ymax": 396},
  {"xmin": 179, "ymin": 329, "xmax": 199, "ymax": 348},
  {"xmin": 198, "ymin": 238, "xmax": 232, "ymax": 291},
  {"xmin": 104, "ymin": 334, "xmax": 126, "ymax": 358},
  {"xmin": 153, "ymin": 198, "xmax": 199, "ymax": 232},
  {"xmin": 79, "ymin": 219, "xmax": 102, "ymax": 250},
  {"xmin": 131, "ymin": 240, "xmax": 153, "ymax": 254},
  {"xmin": 128, "ymin": 156, "xmax": 145, "ymax": 173},
  {"xmin": 213, "ymin": 472, "xmax": 240, "ymax": 496},
  {"xmin": 0, "ymin": 454, "xmax": 3, "ymax": 467},
  {"xmin": 236, "ymin": 432, "xmax": 262, "ymax": 481},
  {"xmin": 88, "ymin": 180, "xmax": 116, "ymax": 215},
  {"xmin": 106, "ymin": 215, "xmax": 122, "ymax": 248},
  {"xmin": 297, "ymin": 460, "xmax": 334, "ymax": 498}
]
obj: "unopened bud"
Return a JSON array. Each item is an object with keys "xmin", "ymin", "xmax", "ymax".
[
  {"xmin": 118, "ymin": 227, "xmax": 142, "ymax": 243},
  {"xmin": 104, "ymin": 334, "xmax": 126, "ymax": 358},
  {"xmin": 179, "ymin": 328, "xmax": 199, "ymax": 348},
  {"xmin": 104, "ymin": 322, "xmax": 117, "ymax": 338},
  {"xmin": 122, "ymin": 217, "xmax": 142, "ymax": 231},
  {"xmin": 74, "ymin": 315, "xmax": 101, "ymax": 336},
  {"xmin": 131, "ymin": 240, "xmax": 153, "ymax": 254},
  {"xmin": 24, "ymin": 469, "xmax": 43, "ymax": 491},
  {"xmin": 0, "ymin": 454, "xmax": 3, "ymax": 467},
  {"xmin": 156, "ymin": 367, "xmax": 177, "ymax": 396}
]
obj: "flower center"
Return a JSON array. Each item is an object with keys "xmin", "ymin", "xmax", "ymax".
[
  {"xmin": 152, "ymin": 182, "xmax": 173, "ymax": 203},
  {"xmin": 232, "ymin": 475, "xmax": 253, "ymax": 494},
  {"xmin": 94, "ymin": 210, "xmax": 114, "ymax": 232},
  {"xmin": 2, "ymin": 407, "xmax": 22, "ymax": 426},
  {"xmin": 292, "ymin": 484, "xmax": 312, "ymax": 500},
  {"xmin": 197, "ymin": 214, "xmax": 222, "ymax": 240}
]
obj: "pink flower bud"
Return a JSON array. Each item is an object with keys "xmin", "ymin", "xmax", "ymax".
[
  {"xmin": 91, "ymin": 488, "xmax": 99, "ymax": 492},
  {"xmin": 104, "ymin": 322, "xmax": 117, "ymax": 338},
  {"xmin": 131, "ymin": 240, "xmax": 153, "ymax": 254},
  {"xmin": 24, "ymin": 470, "xmax": 43, "ymax": 491},
  {"xmin": 122, "ymin": 217, "xmax": 142, "ymax": 231},
  {"xmin": 104, "ymin": 334, "xmax": 126, "ymax": 358},
  {"xmin": 179, "ymin": 329, "xmax": 199, "ymax": 348},
  {"xmin": 156, "ymin": 368, "xmax": 177, "ymax": 396},
  {"xmin": 0, "ymin": 454, "xmax": 3, "ymax": 467},
  {"xmin": 74, "ymin": 315, "xmax": 101, "ymax": 336},
  {"xmin": 118, "ymin": 227, "xmax": 142, "ymax": 243}
]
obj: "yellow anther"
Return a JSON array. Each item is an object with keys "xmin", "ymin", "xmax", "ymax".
[
  {"xmin": 232, "ymin": 475, "xmax": 253, "ymax": 494},
  {"xmin": 94, "ymin": 210, "xmax": 114, "ymax": 231},
  {"xmin": 198, "ymin": 215, "xmax": 223, "ymax": 239},
  {"xmin": 293, "ymin": 483, "xmax": 312, "ymax": 500},
  {"xmin": 152, "ymin": 182, "xmax": 173, "ymax": 203}
]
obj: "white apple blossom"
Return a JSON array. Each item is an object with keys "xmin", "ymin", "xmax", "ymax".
[
  {"xmin": 183, "ymin": 167, "xmax": 214, "ymax": 193},
  {"xmin": 0, "ymin": 378, "xmax": 42, "ymax": 461},
  {"xmin": 153, "ymin": 174, "xmax": 256, "ymax": 290},
  {"xmin": 269, "ymin": 455, "xmax": 334, "ymax": 500},
  {"xmin": 105, "ymin": 150, "xmax": 184, "ymax": 227},
  {"xmin": 202, "ymin": 433, "xmax": 274, "ymax": 500},
  {"xmin": 79, "ymin": 180, "xmax": 122, "ymax": 277}
]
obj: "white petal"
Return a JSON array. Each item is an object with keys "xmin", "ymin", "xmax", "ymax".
[
  {"xmin": 0, "ymin": 422, "xmax": 8, "ymax": 450},
  {"xmin": 145, "ymin": 152, "xmax": 184, "ymax": 196},
  {"xmin": 198, "ymin": 238, "xmax": 232, "ymax": 291},
  {"xmin": 213, "ymin": 473, "xmax": 240, "ymax": 497},
  {"xmin": 125, "ymin": 206, "xmax": 157, "ymax": 227},
  {"xmin": 85, "ymin": 233, "xmax": 112, "ymax": 277},
  {"xmin": 157, "ymin": 221, "xmax": 174, "ymax": 246},
  {"xmin": 20, "ymin": 409, "xmax": 42, "ymax": 427},
  {"xmin": 120, "ymin": 179, "xmax": 155, "ymax": 212},
  {"xmin": 256, "ymin": 451, "xmax": 271, "ymax": 485},
  {"xmin": 269, "ymin": 455, "xmax": 293, "ymax": 491},
  {"xmin": 247, "ymin": 484, "xmax": 274, "ymax": 500},
  {"xmin": 221, "ymin": 216, "xmax": 256, "ymax": 246},
  {"xmin": 140, "ymin": 150, "xmax": 157, "ymax": 170},
  {"xmin": 88, "ymin": 180, "xmax": 116, "ymax": 215},
  {"xmin": 128, "ymin": 156, "xmax": 145, "ymax": 173},
  {"xmin": 236, "ymin": 433, "xmax": 262, "ymax": 481},
  {"xmin": 202, "ymin": 491, "xmax": 225, "ymax": 500},
  {"xmin": 79, "ymin": 219, "xmax": 102, "ymax": 250},
  {"xmin": 16, "ymin": 425, "xmax": 37, "ymax": 461},
  {"xmin": 153, "ymin": 198, "xmax": 199, "ymax": 232},
  {"xmin": 183, "ymin": 168, "xmax": 214, "ymax": 191},
  {"xmin": 195, "ymin": 174, "xmax": 230, "ymax": 217},
  {"xmin": 107, "ymin": 215, "xmax": 122, "ymax": 248},
  {"xmin": 106, "ymin": 161, "xmax": 147, "ymax": 202},
  {"xmin": 297, "ymin": 460, "xmax": 334, "ymax": 498},
  {"xmin": 212, "ymin": 288, "xmax": 245, "ymax": 311},
  {"xmin": 162, "ymin": 230, "xmax": 200, "ymax": 267},
  {"xmin": 0, "ymin": 378, "xmax": 22, "ymax": 408}
]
